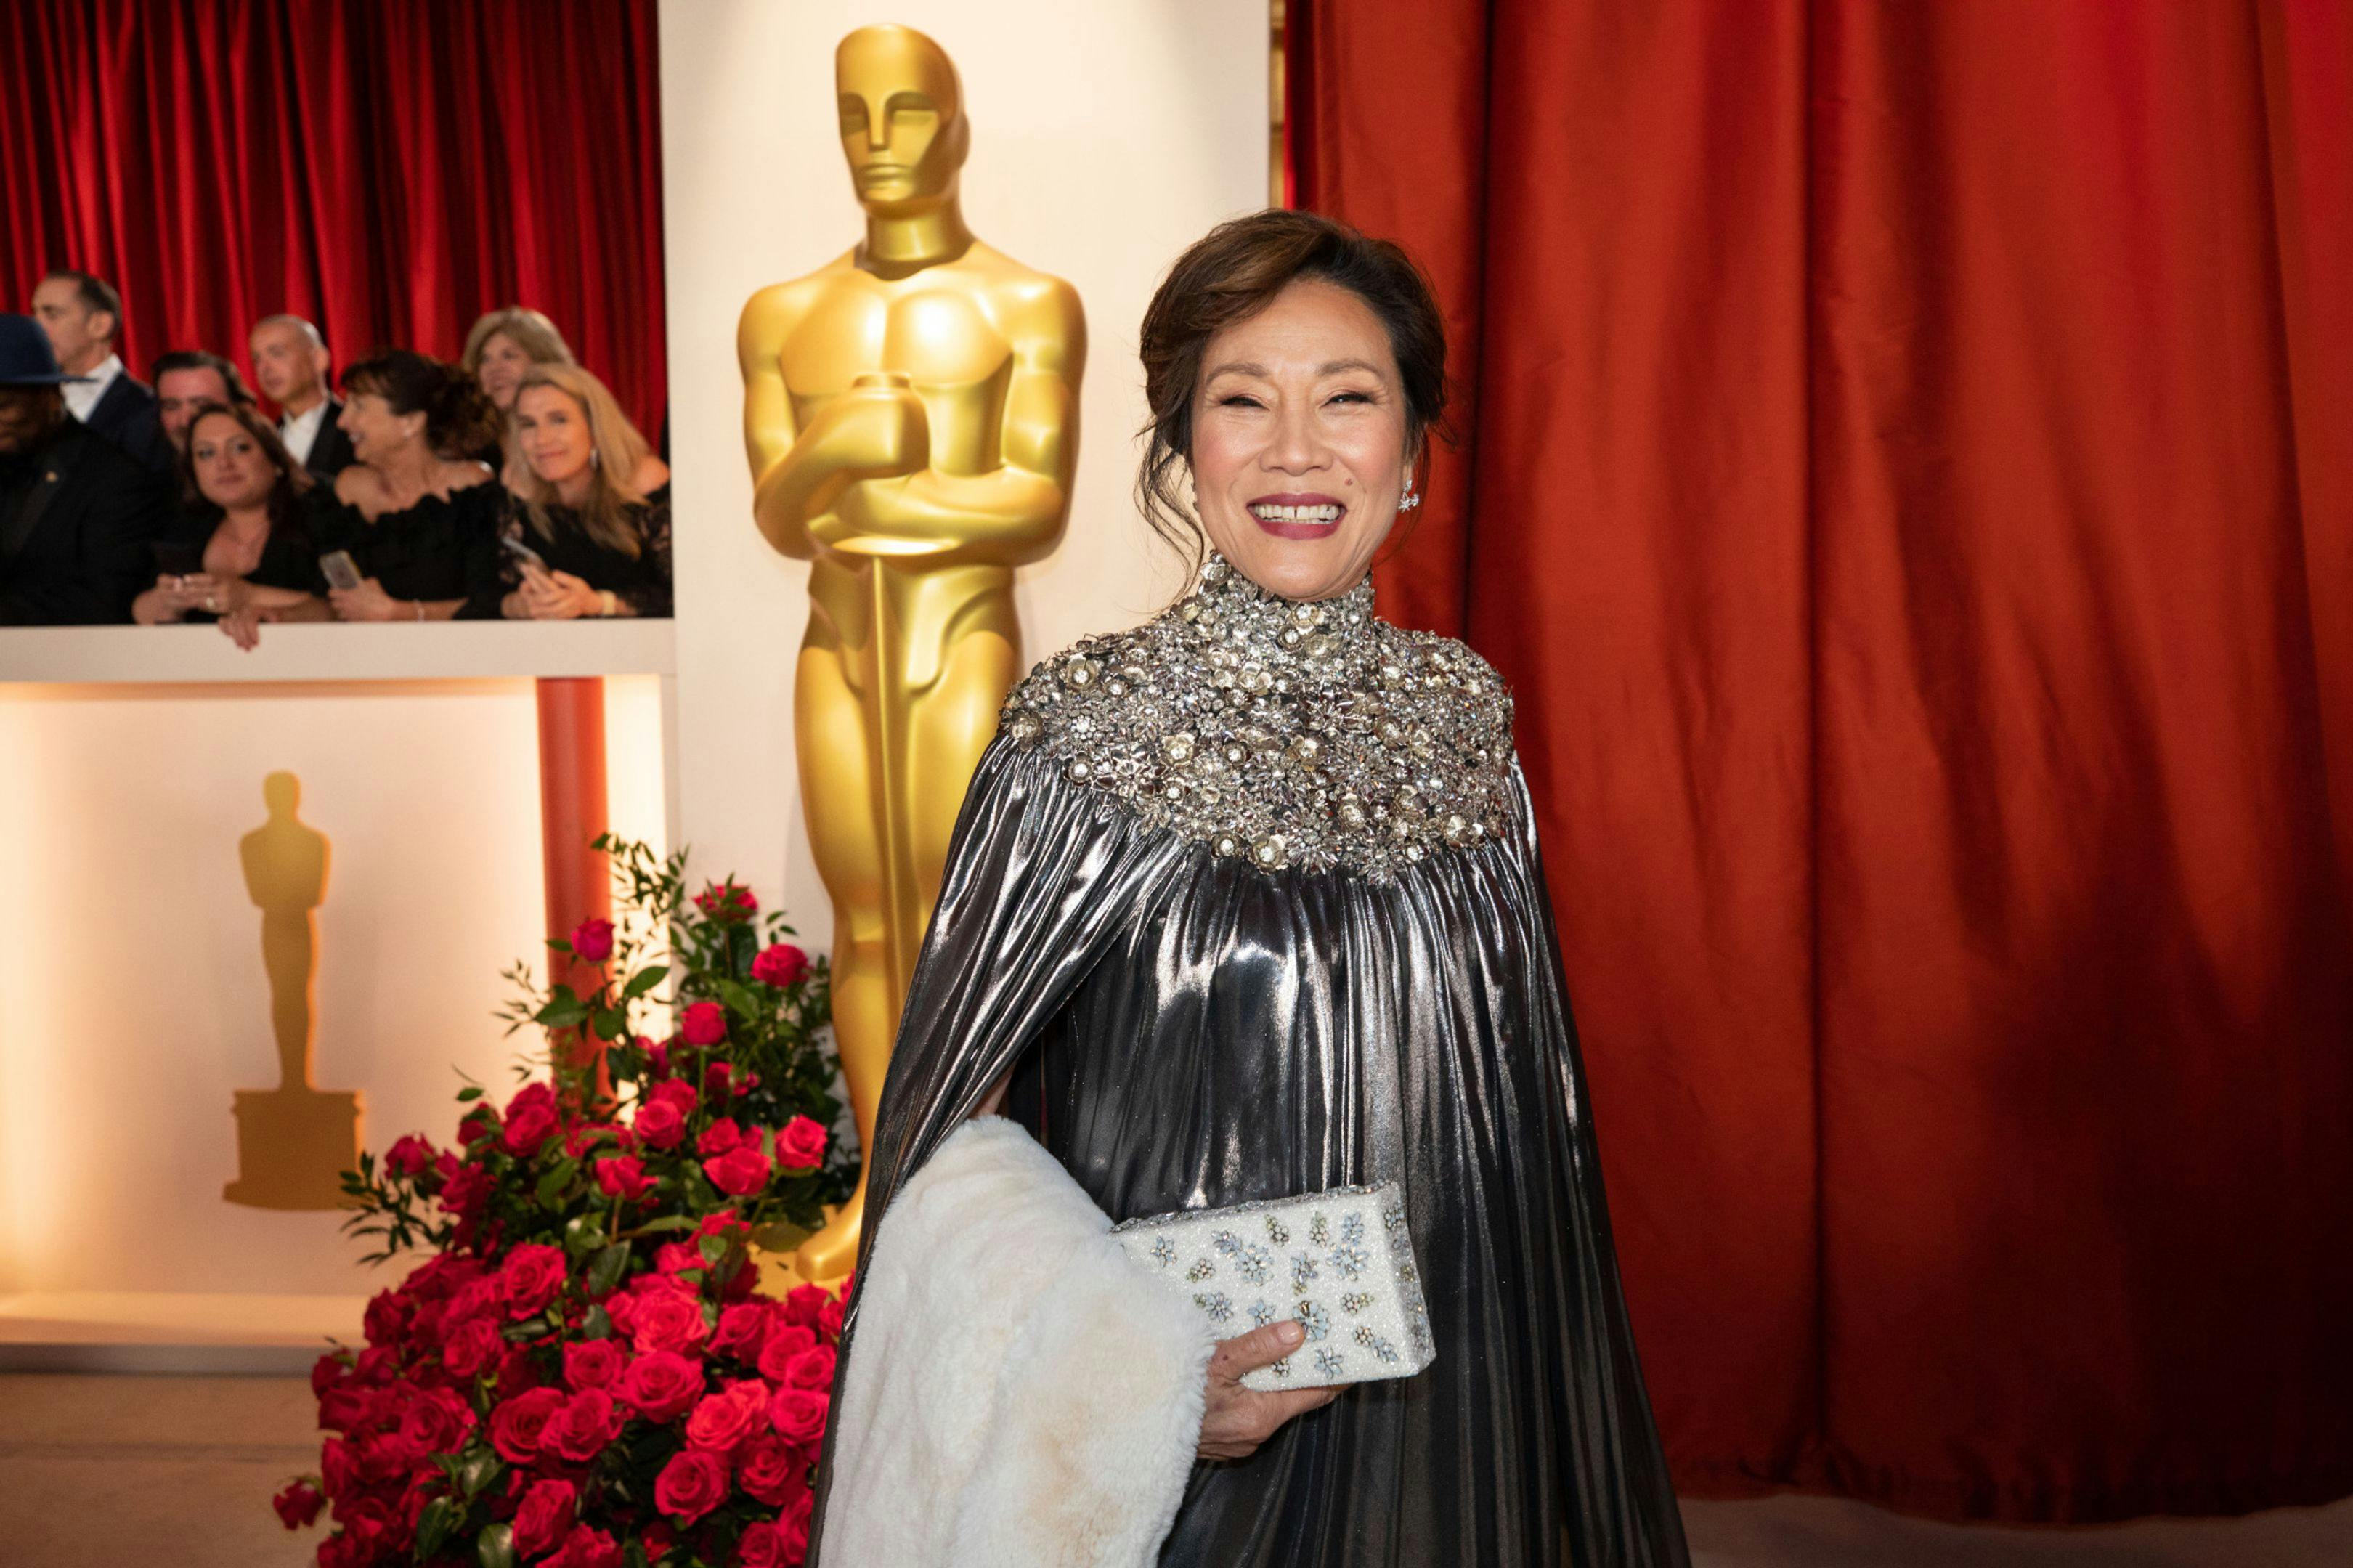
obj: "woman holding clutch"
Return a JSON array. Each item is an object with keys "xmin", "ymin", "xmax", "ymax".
[{"xmin": 810, "ymin": 211, "xmax": 1688, "ymax": 1568}]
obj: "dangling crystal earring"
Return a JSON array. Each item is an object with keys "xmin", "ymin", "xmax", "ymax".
[{"xmin": 1397, "ymin": 486, "xmax": 1422, "ymax": 513}]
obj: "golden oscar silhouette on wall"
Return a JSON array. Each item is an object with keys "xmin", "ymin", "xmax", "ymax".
[
  {"xmin": 224, "ymin": 771, "xmax": 363, "ymax": 1210},
  {"xmin": 739, "ymin": 23, "xmax": 1084, "ymax": 1279}
]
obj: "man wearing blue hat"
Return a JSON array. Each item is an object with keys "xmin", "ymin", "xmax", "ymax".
[{"xmin": 0, "ymin": 313, "xmax": 164, "ymax": 625}]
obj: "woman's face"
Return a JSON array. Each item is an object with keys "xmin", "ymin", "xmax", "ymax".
[
  {"xmin": 516, "ymin": 384, "xmax": 593, "ymax": 490},
  {"xmin": 190, "ymin": 413, "xmax": 278, "ymax": 511},
  {"xmin": 1187, "ymin": 278, "xmax": 1414, "ymax": 603},
  {"xmin": 476, "ymin": 331, "xmax": 535, "ymax": 411},
  {"xmin": 338, "ymin": 390, "xmax": 418, "ymax": 468}
]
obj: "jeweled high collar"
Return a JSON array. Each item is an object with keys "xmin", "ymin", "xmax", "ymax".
[{"xmin": 1176, "ymin": 550, "xmax": 1379, "ymax": 684}]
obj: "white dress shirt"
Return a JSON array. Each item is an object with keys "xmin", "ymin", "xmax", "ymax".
[
  {"xmin": 280, "ymin": 399, "xmax": 329, "ymax": 466},
  {"xmin": 62, "ymin": 352, "xmax": 123, "ymax": 422}
]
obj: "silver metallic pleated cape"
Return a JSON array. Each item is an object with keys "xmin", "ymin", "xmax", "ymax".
[{"xmin": 807, "ymin": 554, "xmax": 1689, "ymax": 1567}]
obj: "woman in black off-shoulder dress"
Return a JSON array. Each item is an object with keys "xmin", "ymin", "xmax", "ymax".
[{"xmin": 809, "ymin": 211, "xmax": 1688, "ymax": 1567}]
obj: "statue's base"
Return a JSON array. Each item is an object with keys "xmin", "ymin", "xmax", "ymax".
[{"xmin": 222, "ymin": 1087, "xmax": 364, "ymax": 1211}]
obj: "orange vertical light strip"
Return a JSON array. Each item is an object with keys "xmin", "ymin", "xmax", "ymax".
[{"xmin": 535, "ymin": 676, "xmax": 613, "ymax": 1090}]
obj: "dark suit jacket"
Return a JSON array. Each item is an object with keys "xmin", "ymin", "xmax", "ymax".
[
  {"xmin": 0, "ymin": 419, "xmax": 168, "ymax": 625},
  {"xmin": 299, "ymin": 396, "xmax": 359, "ymax": 481},
  {"xmin": 83, "ymin": 369, "xmax": 172, "ymax": 474}
]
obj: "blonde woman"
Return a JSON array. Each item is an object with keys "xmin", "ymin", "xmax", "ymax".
[
  {"xmin": 472, "ymin": 362, "xmax": 672, "ymax": 620},
  {"xmin": 460, "ymin": 306, "xmax": 575, "ymax": 413}
]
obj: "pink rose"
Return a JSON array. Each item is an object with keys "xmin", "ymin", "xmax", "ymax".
[
  {"xmin": 738, "ymin": 1519, "xmax": 787, "ymax": 1568},
  {"xmin": 272, "ymin": 1479, "xmax": 325, "ymax": 1530},
  {"xmin": 593, "ymin": 1154, "xmax": 652, "ymax": 1201},
  {"xmin": 679, "ymin": 1000, "xmax": 727, "ymax": 1047},
  {"xmin": 767, "ymin": 1385, "xmax": 829, "ymax": 1447},
  {"xmin": 622, "ymin": 1277, "xmax": 709, "ymax": 1356},
  {"xmin": 710, "ymin": 1301, "xmax": 770, "ymax": 1362},
  {"xmin": 617, "ymin": 1349, "xmax": 702, "ymax": 1422},
  {"xmin": 781, "ymin": 1343, "xmax": 836, "ymax": 1392},
  {"xmin": 570, "ymin": 917, "xmax": 614, "ymax": 964},
  {"xmin": 513, "ymin": 1478, "xmax": 577, "ymax": 1557},
  {"xmin": 737, "ymin": 1430, "xmax": 810, "ymax": 1508},
  {"xmin": 756, "ymin": 1323, "xmax": 818, "ymax": 1384},
  {"xmin": 776, "ymin": 1115, "xmax": 829, "ymax": 1170},
  {"xmin": 703, "ymin": 1145, "xmax": 773, "ymax": 1198},
  {"xmin": 383, "ymin": 1134, "xmax": 438, "ymax": 1179},
  {"xmin": 488, "ymin": 1386, "xmax": 564, "ymax": 1463},
  {"xmin": 750, "ymin": 941, "xmax": 808, "ymax": 988},
  {"xmin": 654, "ymin": 1447, "xmax": 728, "ymax": 1526},
  {"xmin": 440, "ymin": 1317, "xmax": 502, "ymax": 1380},
  {"xmin": 564, "ymin": 1338, "xmax": 625, "ymax": 1391},
  {"xmin": 500, "ymin": 1243, "xmax": 568, "ymax": 1320},
  {"xmin": 551, "ymin": 1525, "xmax": 622, "ymax": 1568},
  {"xmin": 696, "ymin": 1118, "xmax": 745, "ymax": 1158},
  {"xmin": 542, "ymin": 1387, "xmax": 625, "ymax": 1464}
]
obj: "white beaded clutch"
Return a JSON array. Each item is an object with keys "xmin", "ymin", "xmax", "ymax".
[{"xmin": 1110, "ymin": 1181, "xmax": 1436, "ymax": 1392}]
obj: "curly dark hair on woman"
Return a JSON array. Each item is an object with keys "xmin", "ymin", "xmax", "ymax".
[
  {"xmin": 1134, "ymin": 208, "xmax": 1452, "ymax": 576},
  {"xmin": 341, "ymin": 347, "xmax": 504, "ymax": 461}
]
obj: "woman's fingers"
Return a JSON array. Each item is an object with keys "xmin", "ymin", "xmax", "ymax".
[{"xmin": 1211, "ymin": 1320, "xmax": 1306, "ymax": 1381}]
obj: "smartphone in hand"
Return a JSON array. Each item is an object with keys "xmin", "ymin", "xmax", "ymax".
[{"xmin": 319, "ymin": 550, "xmax": 362, "ymax": 591}]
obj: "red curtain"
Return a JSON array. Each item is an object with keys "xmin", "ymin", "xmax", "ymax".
[
  {"xmin": 1294, "ymin": 0, "xmax": 2353, "ymax": 1526},
  {"xmin": 0, "ymin": 0, "xmax": 667, "ymax": 438}
]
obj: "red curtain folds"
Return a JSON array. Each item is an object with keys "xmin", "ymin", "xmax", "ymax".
[
  {"xmin": 0, "ymin": 0, "xmax": 667, "ymax": 439},
  {"xmin": 1294, "ymin": 0, "xmax": 2353, "ymax": 1526}
]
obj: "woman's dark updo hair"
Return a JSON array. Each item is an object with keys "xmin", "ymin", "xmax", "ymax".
[
  {"xmin": 341, "ymin": 347, "xmax": 504, "ymax": 463},
  {"xmin": 1136, "ymin": 208, "xmax": 1450, "ymax": 571}
]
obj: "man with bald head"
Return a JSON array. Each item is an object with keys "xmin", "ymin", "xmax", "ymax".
[{"xmin": 248, "ymin": 313, "xmax": 354, "ymax": 479}]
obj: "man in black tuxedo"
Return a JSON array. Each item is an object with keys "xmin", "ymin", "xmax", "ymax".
[
  {"xmin": 153, "ymin": 348, "xmax": 259, "ymax": 454},
  {"xmin": 0, "ymin": 314, "xmax": 164, "ymax": 625},
  {"xmin": 30, "ymin": 269, "xmax": 171, "ymax": 474},
  {"xmin": 249, "ymin": 313, "xmax": 356, "ymax": 480}
]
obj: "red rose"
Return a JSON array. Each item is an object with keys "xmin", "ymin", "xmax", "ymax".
[
  {"xmin": 551, "ymin": 1525, "xmax": 623, "ymax": 1568},
  {"xmin": 779, "ymin": 1488, "xmax": 815, "ymax": 1562},
  {"xmin": 384, "ymin": 1133, "xmax": 438, "ymax": 1179},
  {"xmin": 696, "ymin": 1118, "xmax": 746, "ymax": 1157},
  {"xmin": 543, "ymin": 1387, "xmax": 625, "ymax": 1464},
  {"xmin": 272, "ymin": 1479, "xmax": 325, "ymax": 1530},
  {"xmin": 493, "ymin": 1344, "xmax": 542, "ymax": 1397},
  {"xmin": 570, "ymin": 917, "xmax": 614, "ymax": 964},
  {"xmin": 439, "ymin": 1162, "xmax": 492, "ymax": 1218},
  {"xmin": 617, "ymin": 1348, "xmax": 702, "ymax": 1422},
  {"xmin": 679, "ymin": 1000, "xmax": 727, "ymax": 1047},
  {"xmin": 488, "ymin": 1386, "xmax": 564, "ymax": 1463},
  {"xmin": 776, "ymin": 1116, "xmax": 829, "ymax": 1170},
  {"xmin": 458, "ymin": 1108, "xmax": 499, "ymax": 1147},
  {"xmin": 655, "ymin": 1447, "xmax": 728, "ymax": 1525},
  {"xmin": 631, "ymin": 1098, "xmax": 686, "ymax": 1150},
  {"xmin": 781, "ymin": 1343, "xmax": 837, "ymax": 1392},
  {"xmin": 656, "ymin": 1240, "xmax": 704, "ymax": 1276},
  {"xmin": 750, "ymin": 941, "xmax": 808, "ymax": 988},
  {"xmin": 513, "ymin": 1478, "xmax": 577, "ymax": 1557},
  {"xmin": 767, "ymin": 1385, "xmax": 829, "ymax": 1446},
  {"xmin": 782, "ymin": 1283, "xmax": 829, "ymax": 1329},
  {"xmin": 593, "ymin": 1154, "xmax": 652, "ymax": 1201},
  {"xmin": 564, "ymin": 1338, "xmax": 625, "ymax": 1391},
  {"xmin": 318, "ymin": 1437, "xmax": 358, "ymax": 1501},
  {"xmin": 500, "ymin": 1243, "xmax": 569, "ymax": 1320},
  {"xmin": 818, "ymin": 1291, "xmax": 845, "ymax": 1341},
  {"xmin": 620, "ymin": 1278, "xmax": 709, "ymax": 1356},
  {"xmin": 739, "ymin": 1519, "xmax": 787, "ymax": 1568},
  {"xmin": 703, "ymin": 1145, "xmax": 773, "ymax": 1197},
  {"xmin": 737, "ymin": 1431, "xmax": 810, "ymax": 1508},
  {"xmin": 503, "ymin": 1100, "xmax": 560, "ymax": 1158},
  {"xmin": 440, "ymin": 1317, "xmax": 502, "ymax": 1380},
  {"xmin": 362, "ymin": 1288, "xmax": 412, "ymax": 1347},
  {"xmin": 703, "ymin": 1060, "xmax": 733, "ymax": 1098},
  {"xmin": 310, "ymin": 1353, "xmax": 348, "ymax": 1397},
  {"xmin": 396, "ymin": 1386, "xmax": 474, "ymax": 1455},
  {"xmin": 756, "ymin": 1323, "xmax": 818, "ymax": 1384},
  {"xmin": 684, "ymin": 1377, "xmax": 767, "ymax": 1453},
  {"xmin": 710, "ymin": 1301, "xmax": 770, "ymax": 1362},
  {"xmin": 692, "ymin": 880, "xmax": 757, "ymax": 921}
]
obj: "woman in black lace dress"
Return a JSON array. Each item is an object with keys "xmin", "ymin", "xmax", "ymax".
[
  {"xmin": 131, "ymin": 401, "xmax": 333, "ymax": 647},
  {"xmin": 466, "ymin": 362, "xmax": 672, "ymax": 620},
  {"xmin": 316, "ymin": 349, "xmax": 503, "ymax": 622}
]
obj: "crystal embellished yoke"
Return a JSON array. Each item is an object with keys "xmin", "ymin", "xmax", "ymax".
[{"xmin": 999, "ymin": 551, "xmax": 1516, "ymax": 879}]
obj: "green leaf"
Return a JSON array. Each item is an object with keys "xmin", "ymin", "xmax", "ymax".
[
  {"xmin": 535, "ymin": 996, "xmax": 590, "ymax": 1029},
  {"xmin": 417, "ymin": 1495, "xmax": 458, "ymax": 1558},
  {"xmin": 587, "ymin": 1242, "xmax": 632, "ymax": 1298},
  {"xmin": 564, "ymin": 1213, "xmax": 603, "ymax": 1256},
  {"xmin": 458, "ymin": 1446, "xmax": 503, "ymax": 1498},
  {"xmin": 622, "ymin": 964, "xmax": 667, "ymax": 1000},
  {"xmin": 455, "ymin": 1085, "xmax": 485, "ymax": 1102},
  {"xmin": 582, "ymin": 1304, "xmax": 611, "ymax": 1341},
  {"xmin": 632, "ymin": 1214, "xmax": 695, "ymax": 1235},
  {"xmin": 534, "ymin": 1158, "xmax": 580, "ymax": 1208},
  {"xmin": 591, "ymin": 1007, "xmax": 627, "ymax": 1042},
  {"xmin": 697, "ymin": 1232, "xmax": 728, "ymax": 1265},
  {"xmin": 476, "ymin": 1522, "xmax": 516, "ymax": 1568},
  {"xmin": 504, "ymin": 1315, "xmax": 550, "ymax": 1341}
]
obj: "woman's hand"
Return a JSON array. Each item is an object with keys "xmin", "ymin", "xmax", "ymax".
[
  {"xmin": 329, "ymin": 576, "xmax": 405, "ymax": 622},
  {"xmin": 1196, "ymin": 1320, "xmax": 1341, "ymax": 1462},
  {"xmin": 131, "ymin": 574, "xmax": 199, "ymax": 624},
  {"xmin": 177, "ymin": 573, "xmax": 248, "ymax": 616},
  {"xmin": 517, "ymin": 566, "xmax": 605, "ymax": 620},
  {"xmin": 217, "ymin": 605, "xmax": 277, "ymax": 651}
]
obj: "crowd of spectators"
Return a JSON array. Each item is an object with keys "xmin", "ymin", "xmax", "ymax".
[{"xmin": 0, "ymin": 271, "xmax": 672, "ymax": 641}]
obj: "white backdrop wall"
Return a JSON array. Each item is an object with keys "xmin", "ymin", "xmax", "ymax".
[{"xmin": 659, "ymin": 0, "xmax": 1270, "ymax": 938}]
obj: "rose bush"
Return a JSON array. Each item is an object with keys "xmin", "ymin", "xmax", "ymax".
[{"xmin": 277, "ymin": 837, "xmax": 856, "ymax": 1568}]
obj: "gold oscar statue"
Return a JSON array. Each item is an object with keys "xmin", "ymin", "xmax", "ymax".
[
  {"xmin": 224, "ymin": 771, "xmax": 363, "ymax": 1209},
  {"xmin": 739, "ymin": 23, "xmax": 1084, "ymax": 1280}
]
